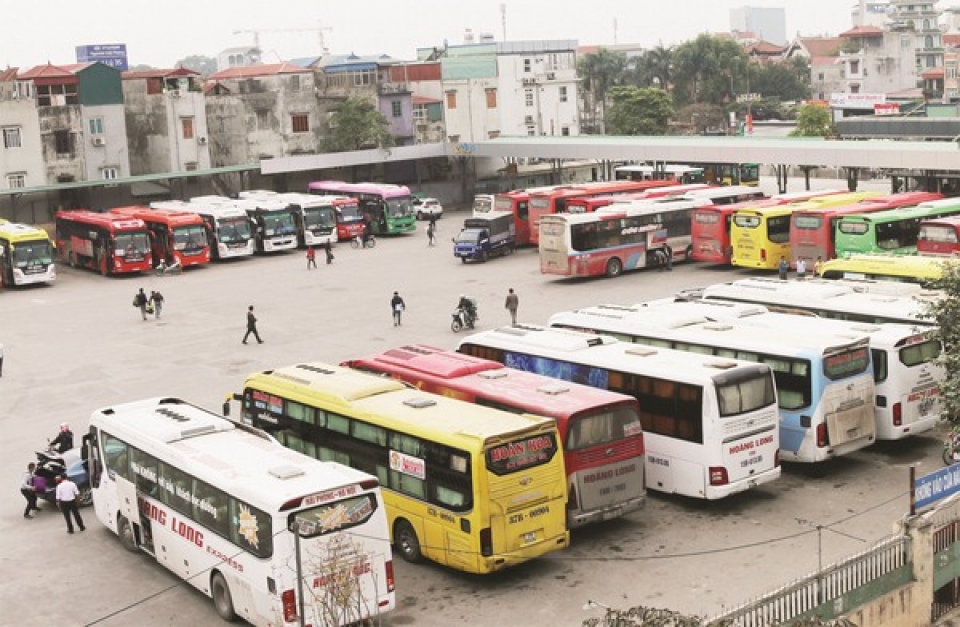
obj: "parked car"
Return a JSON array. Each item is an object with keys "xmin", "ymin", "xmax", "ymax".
[{"xmin": 416, "ymin": 198, "xmax": 444, "ymax": 220}]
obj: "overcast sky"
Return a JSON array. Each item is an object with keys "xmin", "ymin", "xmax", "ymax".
[{"xmin": 3, "ymin": 0, "xmax": 861, "ymax": 70}]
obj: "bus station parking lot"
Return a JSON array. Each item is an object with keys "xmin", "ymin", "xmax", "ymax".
[{"xmin": 1, "ymin": 178, "xmax": 945, "ymax": 627}]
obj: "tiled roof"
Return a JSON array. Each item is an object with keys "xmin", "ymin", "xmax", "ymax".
[
  {"xmin": 122, "ymin": 67, "xmax": 200, "ymax": 80},
  {"xmin": 0, "ymin": 67, "xmax": 19, "ymax": 82},
  {"xmin": 839, "ymin": 26, "xmax": 884, "ymax": 38},
  {"xmin": 18, "ymin": 63, "xmax": 77, "ymax": 79},
  {"xmin": 412, "ymin": 95, "xmax": 441, "ymax": 104},
  {"xmin": 797, "ymin": 37, "xmax": 842, "ymax": 58},
  {"xmin": 207, "ymin": 62, "xmax": 311, "ymax": 80},
  {"xmin": 945, "ymin": 33, "xmax": 960, "ymax": 48},
  {"xmin": 922, "ymin": 67, "xmax": 945, "ymax": 79}
]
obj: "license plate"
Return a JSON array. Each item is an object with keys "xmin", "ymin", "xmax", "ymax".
[
  {"xmin": 523, "ymin": 532, "xmax": 536, "ymax": 544},
  {"xmin": 602, "ymin": 507, "xmax": 623, "ymax": 521}
]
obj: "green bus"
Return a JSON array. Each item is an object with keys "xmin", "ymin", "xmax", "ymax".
[
  {"xmin": 834, "ymin": 198, "xmax": 960, "ymax": 257},
  {"xmin": 308, "ymin": 181, "xmax": 416, "ymax": 235}
]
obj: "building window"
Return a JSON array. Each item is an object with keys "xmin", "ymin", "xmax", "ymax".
[
  {"xmin": 527, "ymin": 126, "xmax": 536, "ymax": 136},
  {"xmin": 53, "ymin": 130, "xmax": 72, "ymax": 155},
  {"xmin": 290, "ymin": 75, "xmax": 301, "ymax": 91},
  {"xmin": 485, "ymin": 88, "xmax": 497, "ymax": 108},
  {"xmin": 256, "ymin": 110, "xmax": 270, "ymax": 130},
  {"xmin": 850, "ymin": 60, "xmax": 860, "ymax": 75},
  {"xmin": 14, "ymin": 81, "xmax": 32, "ymax": 100},
  {"xmin": 447, "ymin": 134, "xmax": 460, "ymax": 143},
  {"xmin": 3, "ymin": 127, "xmax": 22, "ymax": 149},
  {"xmin": 291, "ymin": 114, "xmax": 310, "ymax": 133},
  {"xmin": 181, "ymin": 117, "xmax": 195, "ymax": 140},
  {"xmin": 524, "ymin": 59, "xmax": 531, "ymax": 73},
  {"xmin": 6, "ymin": 173, "xmax": 26, "ymax": 188},
  {"xmin": 561, "ymin": 126, "xmax": 570, "ymax": 136},
  {"xmin": 185, "ymin": 162, "xmax": 198, "ymax": 171},
  {"xmin": 36, "ymin": 83, "xmax": 78, "ymax": 106},
  {"xmin": 446, "ymin": 91, "xmax": 457, "ymax": 109},
  {"xmin": 391, "ymin": 100, "xmax": 402, "ymax": 118},
  {"xmin": 525, "ymin": 89, "xmax": 534, "ymax": 107},
  {"xmin": 902, "ymin": 37, "xmax": 912, "ymax": 49},
  {"xmin": 948, "ymin": 67, "xmax": 957, "ymax": 79},
  {"xmin": 850, "ymin": 84, "xmax": 861, "ymax": 94},
  {"xmin": 101, "ymin": 167, "xmax": 119, "ymax": 180},
  {"xmin": 559, "ymin": 86, "xmax": 568, "ymax": 103},
  {"xmin": 88, "ymin": 118, "xmax": 104, "ymax": 135}
]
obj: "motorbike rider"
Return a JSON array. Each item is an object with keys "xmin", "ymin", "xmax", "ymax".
[
  {"xmin": 50, "ymin": 422, "xmax": 74, "ymax": 454},
  {"xmin": 361, "ymin": 213, "xmax": 374, "ymax": 247},
  {"xmin": 458, "ymin": 294, "xmax": 478, "ymax": 326}
]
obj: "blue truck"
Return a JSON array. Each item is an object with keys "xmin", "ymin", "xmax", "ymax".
[{"xmin": 453, "ymin": 211, "xmax": 516, "ymax": 263}]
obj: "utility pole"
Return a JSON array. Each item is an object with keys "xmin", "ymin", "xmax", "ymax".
[{"xmin": 500, "ymin": 3, "xmax": 507, "ymax": 41}]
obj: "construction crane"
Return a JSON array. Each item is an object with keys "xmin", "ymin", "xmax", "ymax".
[{"xmin": 233, "ymin": 23, "xmax": 332, "ymax": 56}]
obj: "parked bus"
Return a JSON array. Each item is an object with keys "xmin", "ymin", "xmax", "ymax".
[
  {"xmin": 0, "ymin": 222, "xmax": 55, "ymax": 287},
  {"xmin": 539, "ymin": 209, "xmax": 667, "ymax": 278},
  {"xmin": 791, "ymin": 192, "xmax": 944, "ymax": 264},
  {"xmin": 234, "ymin": 198, "xmax": 299, "ymax": 254},
  {"xmin": 678, "ymin": 185, "xmax": 766, "ymax": 206},
  {"xmin": 564, "ymin": 183, "xmax": 711, "ymax": 214},
  {"xmin": 731, "ymin": 191, "xmax": 880, "ymax": 270},
  {"xmin": 308, "ymin": 181, "xmax": 415, "ymax": 235},
  {"xmin": 492, "ymin": 185, "xmax": 565, "ymax": 245},
  {"xmin": 342, "ymin": 345, "xmax": 646, "ymax": 527},
  {"xmin": 227, "ymin": 362, "xmax": 570, "ymax": 574},
  {"xmin": 615, "ymin": 164, "xmax": 706, "ymax": 184},
  {"xmin": 699, "ymin": 277, "xmax": 940, "ymax": 327},
  {"xmin": 835, "ymin": 198, "xmax": 960, "ymax": 257},
  {"xmin": 691, "ymin": 190, "xmax": 846, "ymax": 264},
  {"xmin": 918, "ymin": 215, "xmax": 960, "ymax": 257},
  {"xmin": 273, "ymin": 192, "xmax": 339, "ymax": 248},
  {"xmin": 181, "ymin": 198, "xmax": 256, "ymax": 261},
  {"xmin": 55, "ymin": 210, "xmax": 153, "ymax": 276},
  {"xmin": 472, "ymin": 194, "xmax": 496, "ymax": 217},
  {"xmin": 819, "ymin": 253, "xmax": 952, "ymax": 284},
  {"xmin": 458, "ymin": 326, "xmax": 781, "ymax": 499},
  {"xmin": 625, "ymin": 298, "xmax": 943, "ymax": 442},
  {"xmin": 87, "ymin": 397, "xmax": 396, "ymax": 626},
  {"xmin": 526, "ymin": 180, "xmax": 674, "ymax": 245},
  {"xmin": 597, "ymin": 197, "xmax": 706, "ymax": 259},
  {"xmin": 111, "ymin": 205, "xmax": 210, "ymax": 269},
  {"xmin": 692, "ymin": 162, "xmax": 761, "ymax": 187},
  {"xmin": 549, "ymin": 305, "xmax": 877, "ymax": 463}
]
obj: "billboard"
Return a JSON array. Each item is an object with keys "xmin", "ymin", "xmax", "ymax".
[{"xmin": 76, "ymin": 44, "xmax": 129, "ymax": 71}]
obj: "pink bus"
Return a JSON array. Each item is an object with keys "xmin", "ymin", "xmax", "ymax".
[{"xmin": 308, "ymin": 181, "xmax": 415, "ymax": 235}]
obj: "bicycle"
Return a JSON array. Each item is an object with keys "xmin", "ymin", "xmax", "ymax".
[{"xmin": 351, "ymin": 234, "xmax": 376, "ymax": 249}]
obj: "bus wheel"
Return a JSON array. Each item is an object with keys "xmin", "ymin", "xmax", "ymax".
[
  {"xmin": 394, "ymin": 519, "xmax": 423, "ymax": 563},
  {"xmin": 118, "ymin": 515, "xmax": 139, "ymax": 553},
  {"xmin": 211, "ymin": 572, "xmax": 238, "ymax": 622},
  {"xmin": 605, "ymin": 258, "xmax": 623, "ymax": 278}
]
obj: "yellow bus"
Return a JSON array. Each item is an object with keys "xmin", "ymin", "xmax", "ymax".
[
  {"xmin": 0, "ymin": 222, "xmax": 56, "ymax": 287},
  {"xmin": 731, "ymin": 192, "xmax": 879, "ymax": 270},
  {"xmin": 226, "ymin": 362, "xmax": 570, "ymax": 574},
  {"xmin": 819, "ymin": 253, "xmax": 955, "ymax": 284}
]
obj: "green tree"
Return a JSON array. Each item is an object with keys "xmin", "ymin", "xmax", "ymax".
[
  {"xmin": 750, "ymin": 62, "xmax": 810, "ymax": 102},
  {"xmin": 606, "ymin": 86, "xmax": 674, "ymax": 135},
  {"xmin": 175, "ymin": 55, "xmax": 217, "ymax": 76},
  {"xmin": 323, "ymin": 96, "xmax": 395, "ymax": 152},
  {"xmin": 672, "ymin": 34, "xmax": 749, "ymax": 107},
  {"xmin": 577, "ymin": 48, "xmax": 628, "ymax": 133},
  {"xmin": 924, "ymin": 262, "xmax": 960, "ymax": 431},
  {"xmin": 629, "ymin": 44, "xmax": 673, "ymax": 90},
  {"xmin": 790, "ymin": 104, "xmax": 835, "ymax": 137}
]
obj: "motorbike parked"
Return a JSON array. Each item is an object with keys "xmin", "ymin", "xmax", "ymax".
[
  {"xmin": 34, "ymin": 447, "xmax": 92, "ymax": 506},
  {"xmin": 945, "ymin": 430, "xmax": 960, "ymax": 466}
]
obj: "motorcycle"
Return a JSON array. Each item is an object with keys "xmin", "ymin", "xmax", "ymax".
[
  {"xmin": 451, "ymin": 306, "xmax": 478, "ymax": 333},
  {"xmin": 34, "ymin": 446, "xmax": 92, "ymax": 506},
  {"xmin": 944, "ymin": 430, "xmax": 960, "ymax": 466},
  {"xmin": 351, "ymin": 234, "xmax": 376, "ymax": 249}
]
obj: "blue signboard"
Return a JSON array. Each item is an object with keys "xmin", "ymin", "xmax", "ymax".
[
  {"xmin": 76, "ymin": 44, "xmax": 129, "ymax": 71},
  {"xmin": 914, "ymin": 465, "xmax": 960, "ymax": 510}
]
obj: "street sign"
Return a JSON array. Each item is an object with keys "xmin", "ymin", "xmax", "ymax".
[
  {"xmin": 736, "ymin": 93, "xmax": 761, "ymax": 103},
  {"xmin": 75, "ymin": 44, "xmax": 129, "ymax": 71},
  {"xmin": 914, "ymin": 464, "xmax": 960, "ymax": 510}
]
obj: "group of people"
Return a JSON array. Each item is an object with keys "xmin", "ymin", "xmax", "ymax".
[
  {"xmin": 386, "ymin": 287, "xmax": 519, "ymax": 328},
  {"xmin": 133, "ymin": 288, "xmax": 165, "ymax": 321},
  {"xmin": 305, "ymin": 241, "xmax": 335, "ymax": 269},
  {"xmin": 778, "ymin": 255, "xmax": 825, "ymax": 281},
  {"xmin": 19, "ymin": 423, "xmax": 85, "ymax": 534}
]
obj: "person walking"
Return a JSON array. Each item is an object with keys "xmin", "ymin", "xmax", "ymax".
[
  {"xmin": 306, "ymin": 246, "xmax": 317, "ymax": 269},
  {"xmin": 796, "ymin": 257, "xmax": 807, "ymax": 280},
  {"xmin": 20, "ymin": 462, "xmax": 41, "ymax": 519},
  {"xmin": 324, "ymin": 240, "xmax": 334, "ymax": 264},
  {"xmin": 505, "ymin": 288, "xmax": 519, "ymax": 326},
  {"xmin": 55, "ymin": 474, "xmax": 85, "ymax": 534},
  {"xmin": 134, "ymin": 287, "xmax": 149, "ymax": 320},
  {"xmin": 150, "ymin": 290, "xmax": 164, "ymax": 319},
  {"xmin": 778, "ymin": 256, "xmax": 789, "ymax": 281},
  {"xmin": 663, "ymin": 243, "xmax": 673, "ymax": 271},
  {"xmin": 814, "ymin": 256, "xmax": 824, "ymax": 277},
  {"xmin": 242, "ymin": 305, "xmax": 264, "ymax": 344},
  {"xmin": 427, "ymin": 221, "xmax": 436, "ymax": 246},
  {"xmin": 390, "ymin": 291, "xmax": 406, "ymax": 327}
]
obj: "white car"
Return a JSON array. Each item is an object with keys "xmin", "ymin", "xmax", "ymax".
[{"xmin": 415, "ymin": 198, "xmax": 443, "ymax": 220}]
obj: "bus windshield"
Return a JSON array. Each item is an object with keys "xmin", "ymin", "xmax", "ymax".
[
  {"xmin": 12, "ymin": 240, "xmax": 54, "ymax": 267},
  {"xmin": 264, "ymin": 212, "xmax": 297, "ymax": 236},
  {"xmin": 115, "ymin": 233, "xmax": 150, "ymax": 256},
  {"xmin": 386, "ymin": 198, "xmax": 412, "ymax": 218},
  {"xmin": 173, "ymin": 225, "xmax": 207, "ymax": 252},
  {"xmin": 338, "ymin": 204, "xmax": 363, "ymax": 222},
  {"xmin": 304, "ymin": 206, "xmax": 336, "ymax": 230},
  {"xmin": 217, "ymin": 217, "xmax": 252, "ymax": 244}
]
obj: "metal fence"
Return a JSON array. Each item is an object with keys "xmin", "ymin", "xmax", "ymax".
[{"xmin": 712, "ymin": 535, "xmax": 912, "ymax": 627}]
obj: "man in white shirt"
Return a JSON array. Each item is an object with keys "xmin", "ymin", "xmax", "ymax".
[{"xmin": 55, "ymin": 474, "xmax": 85, "ymax": 534}]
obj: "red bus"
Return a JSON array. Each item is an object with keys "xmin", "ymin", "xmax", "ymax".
[
  {"xmin": 565, "ymin": 183, "xmax": 712, "ymax": 214},
  {"xmin": 492, "ymin": 185, "xmax": 565, "ymax": 246},
  {"xmin": 342, "ymin": 344, "xmax": 646, "ymax": 528},
  {"xmin": 527, "ymin": 180, "xmax": 670, "ymax": 245},
  {"xmin": 55, "ymin": 210, "xmax": 153, "ymax": 276},
  {"xmin": 918, "ymin": 215, "xmax": 960, "ymax": 257},
  {"xmin": 110, "ymin": 206, "xmax": 211, "ymax": 269},
  {"xmin": 691, "ymin": 189, "xmax": 845, "ymax": 264},
  {"xmin": 790, "ymin": 191, "xmax": 943, "ymax": 264}
]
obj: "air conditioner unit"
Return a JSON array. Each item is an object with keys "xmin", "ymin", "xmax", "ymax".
[
  {"xmin": 170, "ymin": 89, "xmax": 182, "ymax": 98},
  {"xmin": 91, "ymin": 136, "xmax": 106, "ymax": 147},
  {"xmin": 546, "ymin": 72, "xmax": 556, "ymax": 80},
  {"xmin": 197, "ymin": 136, "xmax": 207, "ymax": 145},
  {"xmin": 524, "ymin": 115, "xmax": 535, "ymax": 125}
]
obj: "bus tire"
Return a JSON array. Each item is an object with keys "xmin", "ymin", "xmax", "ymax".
[
  {"xmin": 118, "ymin": 515, "xmax": 139, "ymax": 553},
  {"xmin": 605, "ymin": 257, "xmax": 623, "ymax": 278},
  {"xmin": 394, "ymin": 519, "xmax": 423, "ymax": 563},
  {"xmin": 211, "ymin": 572, "xmax": 238, "ymax": 622}
]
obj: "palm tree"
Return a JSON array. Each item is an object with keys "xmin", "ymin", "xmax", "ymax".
[
  {"xmin": 577, "ymin": 48, "xmax": 627, "ymax": 134},
  {"xmin": 644, "ymin": 44, "xmax": 674, "ymax": 91}
]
